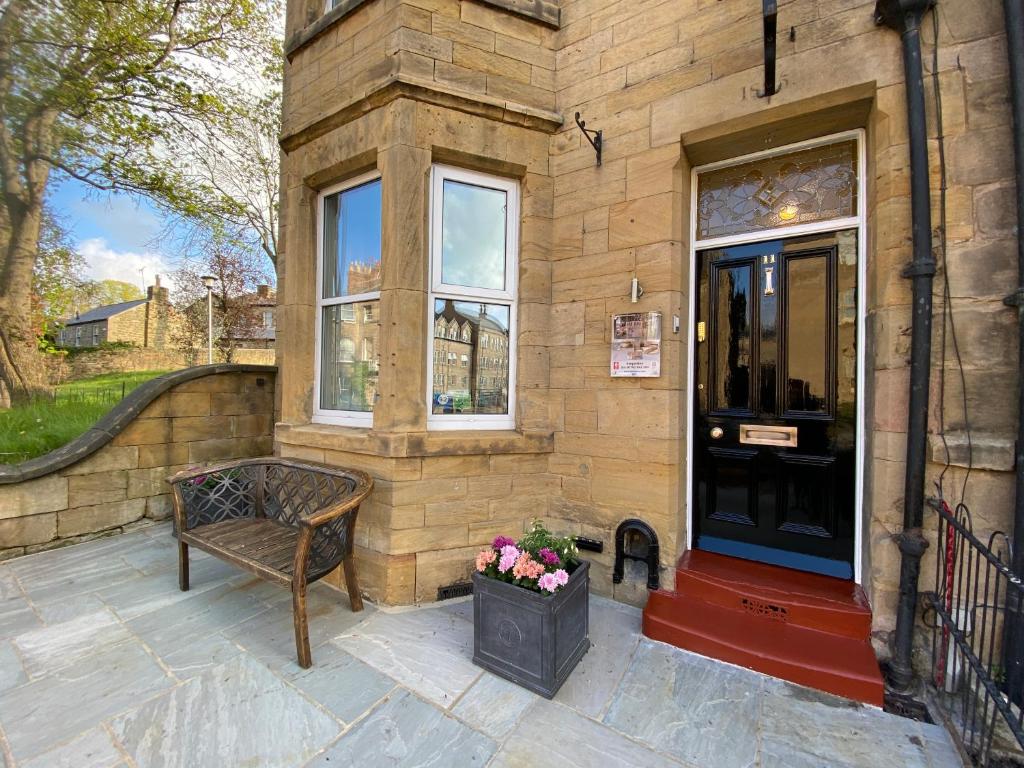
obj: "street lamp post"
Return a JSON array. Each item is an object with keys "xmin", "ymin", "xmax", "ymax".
[{"xmin": 201, "ymin": 275, "xmax": 217, "ymax": 365}]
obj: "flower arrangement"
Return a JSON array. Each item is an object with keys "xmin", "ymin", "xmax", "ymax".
[{"xmin": 475, "ymin": 520, "xmax": 580, "ymax": 594}]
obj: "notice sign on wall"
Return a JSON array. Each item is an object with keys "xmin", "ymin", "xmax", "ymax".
[{"xmin": 610, "ymin": 312, "xmax": 662, "ymax": 378}]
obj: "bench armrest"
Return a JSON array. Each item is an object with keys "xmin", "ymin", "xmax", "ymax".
[{"xmin": 299, "ymin": 472, "xmax": 373, "ymax": 529}]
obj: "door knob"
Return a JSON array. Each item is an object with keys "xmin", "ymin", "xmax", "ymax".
[{"xmin": 710, "ymin": 427, "xmax": 724, "ymax": 439}]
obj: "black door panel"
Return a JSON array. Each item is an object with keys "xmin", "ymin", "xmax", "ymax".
[{"xmin": 694, "ymin": 231, "xmax": 857, "ymax": 579}]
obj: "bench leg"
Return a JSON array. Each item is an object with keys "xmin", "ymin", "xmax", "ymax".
[
  {"xmin": 178, "ymin": 541, "xmax": 190, "ymax": 592},
  {"xmin": 293, "ymin": 581, "xmax": 312, "ymax": 668},
  {"xmin": 343, "ymin": 557, "xmax": 363, "ymax": 612}
]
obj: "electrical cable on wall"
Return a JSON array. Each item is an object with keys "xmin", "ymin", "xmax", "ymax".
[{"xmin": 931, "ymin": 6, "xmax": 974, "ymax": 506}]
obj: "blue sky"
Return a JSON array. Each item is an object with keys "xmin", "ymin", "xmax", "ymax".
[{"xmin": 49, "ymin": 176, "xmax": 181, "ymax": 293}]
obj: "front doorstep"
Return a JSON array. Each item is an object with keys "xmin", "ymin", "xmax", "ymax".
[{"xmin": 472, "ymin": 560, "xmax": 590, "ymax": 698}]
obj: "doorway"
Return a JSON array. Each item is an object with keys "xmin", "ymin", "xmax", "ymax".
[
  {"xmin": 692, "ymin": 231, "xmax": 858, "ymax": 578},
  {"xmin": 686, "ymin": 131, "xmax": 866, "ymax": 581}
]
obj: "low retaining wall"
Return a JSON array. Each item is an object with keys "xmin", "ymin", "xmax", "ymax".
[{"xmin": 0, "ymin": 365, "xmax": 276, "ymax": 560}]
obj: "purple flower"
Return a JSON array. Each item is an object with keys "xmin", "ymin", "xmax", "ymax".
[
  {"xmin": 538, "ymin": 573, "xmax": 559, "ymax": 593},
  {"xmin": 493, "ymin": 535, "xmax": 516, "ymax": 550},
  {"xmin": 538, "ymin": 547, "xmax": 560, "ymax": 566},
  {"xmin": 498, "ymin": 545, "xmax": 520, "ymax": 574},
  {"xmin": 553, "ymin": 569, "xmax": 569, "ymax": 587}
]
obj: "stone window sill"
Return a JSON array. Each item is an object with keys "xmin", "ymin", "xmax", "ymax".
[{"xmin": 275, "ymin": 422, "xmax": 553, "ymax": 458}]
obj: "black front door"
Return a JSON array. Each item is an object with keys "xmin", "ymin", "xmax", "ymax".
[{"xmin": 693, "ymin": 231, "xmax": 858, "ymax": 579}]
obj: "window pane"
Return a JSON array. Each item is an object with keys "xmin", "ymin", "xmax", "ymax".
[
  {"xmin": 432, "ymin": 299, "xmax": 509, "ymax": 415},
  {"xmin": 441, "ymin": 180, "xmax": 506, "ymax": 290},
  {"xmin": 320, "ymin": 301, "xmax": 379, "ymax": 412},
  {"xmin": 323, "ymin": 179, "xmax": 382, "ymax": 299},
  {"xmin": 697, "ymin": 140, "xmax": 857, "ymax": 240},
  {"xmin": 713, "ymin": 264, "xmax": 752, "ymax": 411}
]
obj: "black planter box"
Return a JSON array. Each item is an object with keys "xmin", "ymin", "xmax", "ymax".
[{"xmin": 471, "ymin": 559, "xmax": 590, "ymax": 698}]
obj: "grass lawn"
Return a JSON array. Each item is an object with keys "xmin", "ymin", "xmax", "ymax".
[{"xmin": 0, "ymin": 370, "xmax": 170, "ymax": 464}]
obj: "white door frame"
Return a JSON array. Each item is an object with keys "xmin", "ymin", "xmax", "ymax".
[{"xmin": 684, "ymin": 128, "xmax": 868, "ymax": 584}]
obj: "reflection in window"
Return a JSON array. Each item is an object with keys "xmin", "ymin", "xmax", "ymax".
[
  {"xmin": 785, "ymin": 256, "xmax": 828, "ymax": 413},
  {"xmin": 714, "ymin": 266, "xmax": 752, "ymax": 411},
  {"xmin": 441, "ymin": 180, "xmax": 507, "ymax": 291},
  {"xmin": 431, "ymin": 300, "xmax": 509, "ymax": 415},
  {"xmin": 322, "ymin": 179, "xmax": 382, "ymax": 299},
  {"xmin": 317, "ymin": 173, "xmax": 382, "ymax": 423},
  {"xmin": 697, "ymin": 140, "xmax": 857, "ymax": 240},
  {"xmin": 321, "ymin": 301, "xmax": 379, "ymax": 412}
]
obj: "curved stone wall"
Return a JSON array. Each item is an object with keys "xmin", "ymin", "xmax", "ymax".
[{"xmin": 0, "ymin": 365, "xmax": 276, "ymax": 560}]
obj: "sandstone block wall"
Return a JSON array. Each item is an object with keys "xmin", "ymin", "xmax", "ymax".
[
  {"xmin": 0, "ymin": 369, "xmax": 275, "ymax": 560},
  {"xmin": 278, "ymin": 0, "xmax": 1017, "ymax": 638}
]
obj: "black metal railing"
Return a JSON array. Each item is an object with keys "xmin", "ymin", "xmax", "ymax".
[{"xmin": 925, "ymin": 497, "xmax": 1024, "ymax": 765}]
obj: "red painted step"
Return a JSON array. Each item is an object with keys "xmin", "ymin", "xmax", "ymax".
[
  {"xmin": 673, "ymin": 550, "xmax": 873, "ymax": 640},
  {"xmin": 643, "ymin": 551, "xmax": 884, "ymax": 706}
]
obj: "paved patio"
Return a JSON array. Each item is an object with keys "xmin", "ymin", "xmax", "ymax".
[{"xmin": 0, "ymin": 523, "xmax": 961, "ymax": 768}]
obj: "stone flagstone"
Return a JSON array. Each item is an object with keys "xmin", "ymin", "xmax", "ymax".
[
  {"xmin": 603, "ymin": 639, "xmax": 763, "ymax": 768},
  {"xmin": 278, "ymin": 642, "xmax": 396, "ymax": 724},
  {"xmin": 20, "ymin": 727, "xmax": 126, "ymax": 768},
  {"xmin": 0, "ymin": 641, "xmax": 173, "ymax": 762},
  {"xmin": 14, "ymin": 608, "xmax": 132, "ymax": 679},
  {"xmin": 759, "ymin": 683, "xmax": 955, "ymax": 768},
  {"xmin": 224, "ymin": 583, "xmax": 372, "ymax": 669},
  {"xmin": 0, "ymin": 641, "xmax": 26, "ymax": 693},
  {"xmin": 491, "ymin": 697, "xmax": 684, "ymax": 768},
  {"xmin": 451, "ymin": 672, "xmax": 536, "ymax": 740},
  {"xmin": 554, "ymin": 597, "xmax": 642, "ymax": 718},
  {"xmin": 333, "ymin": 608, "xmax": 481, "ymax": 708},
  {"xmin": 110, "ymin": 654, "xmax": 341, "ymax": 768},
  {"xmin": 308, "ymin": 689, "xmax": 496, "ymax": 767}
]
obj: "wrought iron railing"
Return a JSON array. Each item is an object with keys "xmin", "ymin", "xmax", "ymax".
[{"xmin": 925, "ymin": 497, "xmax": 1024, "ymax": 766}]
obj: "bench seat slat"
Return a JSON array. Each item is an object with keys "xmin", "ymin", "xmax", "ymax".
[{"xmin": 180, "ymin": 518, "xmax": 298, "ymax": 586}]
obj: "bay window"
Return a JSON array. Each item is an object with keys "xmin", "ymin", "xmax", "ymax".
[
  {"xmin": 427, "ymin": 165, "xmax": 518, "ymax": 430},
  {"xmin": 314, "ymin": 171, "xmax": 381, "ymax": 426}
]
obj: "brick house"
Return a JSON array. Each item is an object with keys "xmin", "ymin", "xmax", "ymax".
[
  {"xmin": 277, "ymin": 0, "xmax": 1017, "ymax": 704},
  {"xmin": 56, "ymin": 277, "xmax": 174, "ymax": 350}
]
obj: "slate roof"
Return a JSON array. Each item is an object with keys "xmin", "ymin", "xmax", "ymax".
[{"xmin": 64, "ymin": 299, "xmax": 148, "ymax": 326}]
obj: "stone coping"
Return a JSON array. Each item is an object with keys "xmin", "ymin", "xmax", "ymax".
[
  {"xmin": 280, "ymin": 75, "xmax": 563, "ymax": 153},
  {"xmin": 275, "ymin": 422, "xmax": 554, "ymax": 458},
  {"xmin": 0, "ymin": 365, "xmax": 277, "ymax": 485},
  {"xmin": 285, "ymin": 0, "xmax": 559, "ymax": 60}
]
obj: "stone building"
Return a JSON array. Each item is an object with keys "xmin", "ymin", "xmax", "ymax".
[
  {"xmin": 276, "ymin": 0, "xmax": 1017, "ymax": 703},
  {"xmin": 57, "ymin": 277, "xmax": 174, "ymax": 350}
]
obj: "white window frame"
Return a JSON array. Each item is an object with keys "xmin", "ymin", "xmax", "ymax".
[
  {"xmin": 427, "ymin": 164, "xmax": 518, "ymax": 431},
  {"xmin": 313, "ymin": 169, "xmax": 381, "ymax": 428}
]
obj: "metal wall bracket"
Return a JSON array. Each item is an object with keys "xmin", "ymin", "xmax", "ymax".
[
  {"xmin": 574, "ymin": 112, "xmax": 602, "ymax": 166},
  {"xmin": 756, "ymin": 0, "xmax": 780, "ymax": 98}
]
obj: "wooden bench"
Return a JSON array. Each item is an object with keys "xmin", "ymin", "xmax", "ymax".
[{"xmin": 168, "ymin": 458, "xmax": 373, "ymax": 667}]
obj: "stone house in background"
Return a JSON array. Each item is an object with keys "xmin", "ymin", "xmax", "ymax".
[
  {"xmin": 277, "ymin": 0, "xmax": 1017, "ymax": 705},
  {"xmin": 225, "ymin": 284, "xmax": 279, "ymax": 350},
  {"xmin": 56, "ymin": 276, "xmax": 175, "ymax": 350}
]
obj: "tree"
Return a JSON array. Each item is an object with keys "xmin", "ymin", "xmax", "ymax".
[
  {"xmin": 0, "ymin": 0, "xmax": 281, "ymax": 405},
  {"xmin": 74, "ymin": 280, "xmax": 145, "ymax": 311},
  {"xmin": 31, "ymin": 209, "xmax": 84, "ymax": 343},
  {"xmin": 172, "ymin": 231, "xmax": 271, "ymax": 365}
]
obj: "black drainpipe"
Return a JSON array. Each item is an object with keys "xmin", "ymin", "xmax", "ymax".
[
  {"xmin": 874, "ymin": 0, "xmax": 936, "ymax": 692},
  {"xmin": 1002, "ymin": 0, "xmax": 1024, "ymax": 695}
]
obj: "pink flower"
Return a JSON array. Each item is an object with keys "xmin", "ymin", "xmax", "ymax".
[
  {"xmin": 538, "ymin": 573, "xmax": 559, "ymax": 593},
  {"xmin": 493, "ymin": 535, "xmax": 516, "ymax": 549},
  {"xmin": 475, "ymin": 549, "xmax": 496, "ymax": 572},
  {"xmin": 498, "ymin": 545, "xmax": 519, "ymax": 573},
  {"xmin": 553, "ymin": 569, "xmax": 569, "ymax": 587},
  {"xmin": 538, "ymin": 547, "xmax": 560, "ymax": 566}
]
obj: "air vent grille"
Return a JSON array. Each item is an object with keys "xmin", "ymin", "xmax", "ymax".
[
  {"xmin": 437, "ymin": 581, "xmax": 473, "ymax": 601},
  {"xmin": 740, "ymin": 597, "xmax": 788, "ymax": 621}
]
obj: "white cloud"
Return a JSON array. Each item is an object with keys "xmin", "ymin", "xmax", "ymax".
[{"xmin": 77, "ymin": 238, "xmax": 177, "ymax": 293}]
